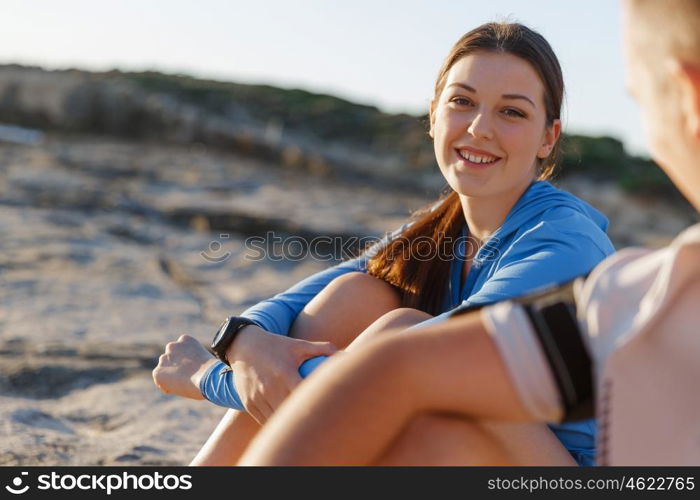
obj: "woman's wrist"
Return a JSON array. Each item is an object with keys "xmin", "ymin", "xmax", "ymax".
[
  {"xmin": 225, "ymin": 324, "xmax": 267, "ymax": 364},
  {"xmin": 192, "ymin": 357, "xmax": 220, "ymax": 397}
]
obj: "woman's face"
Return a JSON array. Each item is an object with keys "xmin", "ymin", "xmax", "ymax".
[{"xmin": 430, "ymin": 51, "xmax": 560, "ymax": 200}]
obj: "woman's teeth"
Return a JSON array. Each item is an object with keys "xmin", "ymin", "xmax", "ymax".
[{"xmin": 458, "ymin": 150, "xmax": 498, "ymax": 164}]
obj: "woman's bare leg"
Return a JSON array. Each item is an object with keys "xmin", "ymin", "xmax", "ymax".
[
  {"xmin": 376, "ymin": 414, "xmax": 575, "ymax": 466},
  {"xmin": 289, "ymin": 272, "xmax": 403, "ymax": 348},
  {"xmin": 311, "ymin": 307, "xmax": 574, "ymax": 466},
  {"xmin": 196, "ymin": 308, "xmax": 574, "ymax": 467},
  {"xmin": 347, "ymin": 307, "xmax": 433, "ymax": 350},
  {"xmin": 190, "ymin": 409, "xmax": 258, "ymax": 465},
  {"xmin": 191, "ymin": 272, "xmax": 406, "ymax": 465},
  {"xmin": 238, "ymin": 312, "xmax": 564, "ymax": 465},
  {"xmin": 360, "ymin": 312, "xmax": 575, "ymax": 466},
  {"xmin": 299, "ymin": 308, "xmax": 568, "ymax": 465}
]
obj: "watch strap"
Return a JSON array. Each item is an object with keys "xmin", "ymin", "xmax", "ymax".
[{"xmin": 212, "ymin": 317, "xmax": 257, "ymax": 365}]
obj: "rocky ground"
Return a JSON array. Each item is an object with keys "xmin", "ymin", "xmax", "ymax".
[
  {"xmin": 0, "ymin": 134, "xmax": 427, "ymax": 465},
  {"xmin": 0, "ymin": 133, "xmax": 696, "ymax": 465}
]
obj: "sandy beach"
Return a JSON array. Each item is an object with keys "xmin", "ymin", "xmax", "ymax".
[{"xmin": 0, "ymin": 134, "xmax": 428, "ymax": 465}]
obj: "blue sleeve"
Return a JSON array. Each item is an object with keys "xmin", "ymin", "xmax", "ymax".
[
  {"xmin": 418, "ymin": 217, "xmax": 614, "ymax": 321},
  {"xmin": 200, "ymin": 356, "xmax": 329, "ymax": 410},
  {"xmin": 241, "ymin": 256, "xmax": 368, "ymax": 335},
  {"xmin": 241, "ymin": 223, "xmax": 409, "ymax": 336},
  {"xmin": 464, "ymin": 219, "xmax": 614, "ymax": 307}
]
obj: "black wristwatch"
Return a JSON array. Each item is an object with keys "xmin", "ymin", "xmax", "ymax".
[{"xmin": 210, "ymin": 316, "xmax": 257, "ymax": 365}]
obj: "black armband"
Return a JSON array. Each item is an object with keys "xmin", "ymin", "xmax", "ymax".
[{"xmin": 513, "ymin": 277, "xmax": 594, "ymax": 421}]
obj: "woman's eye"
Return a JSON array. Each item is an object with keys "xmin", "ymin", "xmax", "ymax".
[
  {"xmin": 503, "ymin": 108, "xmax": 526, "ymax": 118},
  {"xmin": 450, "ymin": 97, "xmax": 472, "ymax": 106}
]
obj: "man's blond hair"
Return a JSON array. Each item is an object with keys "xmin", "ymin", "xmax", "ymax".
[{"xmin": 628, "ymin": 0, "xmax": 700, "ymax": 63}]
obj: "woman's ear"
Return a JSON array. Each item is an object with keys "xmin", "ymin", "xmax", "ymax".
[
  {"xmin": 428, "ymin": 99, "xmax": 436, "ymax": 138},
  {"xmin": 537, "ymin": 119, "xmax": 562, "ymax": 158},
  {"xmin": 674, "ymin": 60, "xmax": 700, "ymax": 139}
]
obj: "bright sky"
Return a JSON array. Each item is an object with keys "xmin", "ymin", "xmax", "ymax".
[{"xmin": 1, "ymin": 0, "xmax": 647, "ymax": 156}]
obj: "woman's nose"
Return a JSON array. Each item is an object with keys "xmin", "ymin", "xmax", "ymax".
[{"xmin": 466, "ymin": 112, "xmax": 494, "ymax": 140}]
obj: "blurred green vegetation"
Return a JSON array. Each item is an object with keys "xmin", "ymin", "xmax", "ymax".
[
  {"xmin": 120, "ymin": 70, "xmax": 426, "ymax": 153},
  {"xmin": 121, "ymin": 71, "xmax": 679, "ymax": 198},
  {"xmin": 559, "ymin": 135, "xmax": 678, "ymax": 199},
  {"xmin": 0, "ymin": 66, "xmax": 684, "ymax": 202}
]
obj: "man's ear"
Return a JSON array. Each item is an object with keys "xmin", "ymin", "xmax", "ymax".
[
  {"xmin": 428, "ymin": 99, "xmax": 436, "ymax": 138},
  {"xmin": 674, "ymin": 60, "xmax": 700, "ymax": 139},
  {"xmin": 537, "ymin": 119, "xmax": 561, "ymax": 159}
]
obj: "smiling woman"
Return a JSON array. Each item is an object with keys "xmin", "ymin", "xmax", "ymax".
[
  {"xmin": 366, "ymin": 23, "xmax": 565, "ymax": 314},
  {"xmin": 153, "ymin": 22, "xmax": 614, "ymax": 467}
]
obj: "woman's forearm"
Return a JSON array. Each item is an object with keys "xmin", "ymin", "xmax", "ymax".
[{"xmin": 238, "ymin": 311, "xmax": 530, "ymax": 465}]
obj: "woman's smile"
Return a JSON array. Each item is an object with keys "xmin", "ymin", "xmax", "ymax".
[{"xmin": 454, "ymin": 146, "xmax": 503, "ymax": 170}]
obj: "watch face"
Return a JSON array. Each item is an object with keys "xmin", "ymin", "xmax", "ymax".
[{"xmin": 212, "ymin": 318, "xmax": 231, "ymax": 348}]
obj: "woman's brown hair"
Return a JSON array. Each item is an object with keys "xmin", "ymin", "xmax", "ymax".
[{"xmin": 366, "ymin": 22, "xmax": 565, "ymax": 315}]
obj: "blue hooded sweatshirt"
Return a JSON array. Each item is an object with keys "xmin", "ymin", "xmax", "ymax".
[{"xmin": 200, "ymin": 181, "xmax": 615, "ymax": 466}]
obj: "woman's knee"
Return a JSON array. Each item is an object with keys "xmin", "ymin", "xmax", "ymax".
[
  {"xmin": 373, "ymin": 308, "xmax": 433, "ymax": 329},
  {"xmin": 377, "ymin": 413, "xmax": 575, "ymax": 466},
  {"xmin": 324, "ymin": 272, "xmax": 401, "ymax": 307},
  {"xmin": 290, "ymin": 272, "xmax": 401, "ymax": 345},
  {"xmin": 347, "ymin": 307, "xmax": 433, "ymax": 350},
  {"xmin": 377, "ymin": 413, "xmax": 510, "ymax": 465}
]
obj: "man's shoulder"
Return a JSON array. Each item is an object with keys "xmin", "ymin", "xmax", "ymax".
[
  {"xmin": 578, "ymin": 223, "xmax": 700, "ymax": 343},
  {"xmin": 672, "ymin": 222, "xmax": 700, "ymax": 248}
]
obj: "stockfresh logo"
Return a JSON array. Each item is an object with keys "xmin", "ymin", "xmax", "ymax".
[{"xmin": 5, "ymin": 471, "xmax": 29, "ymax": 495}]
